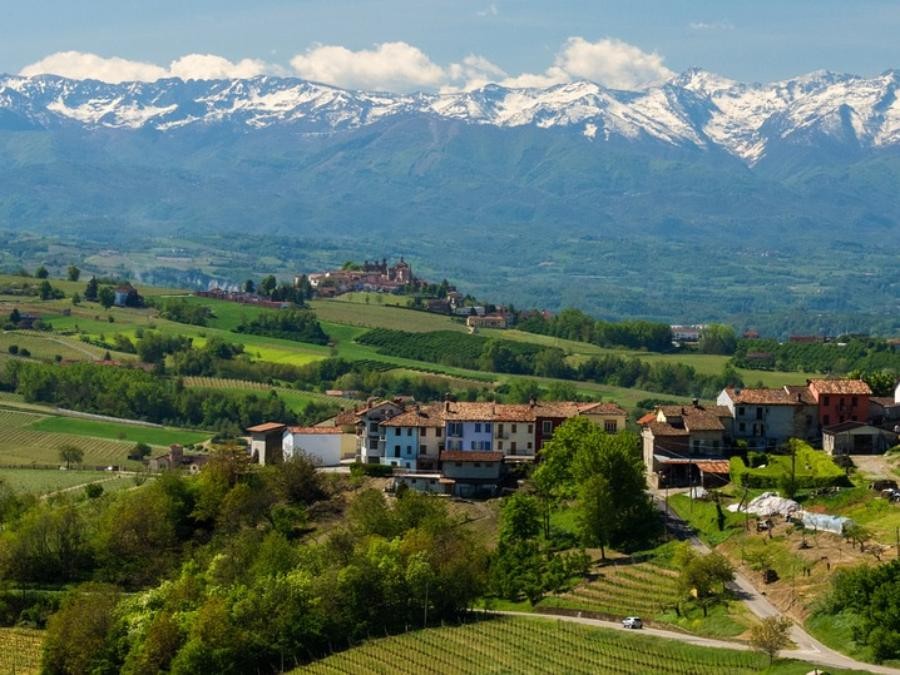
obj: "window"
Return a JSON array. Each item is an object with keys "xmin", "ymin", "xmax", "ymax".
[
  {"xmin": 406, "ymin": 446, "xmax": 412, "ymax": 455},
  {"xmin": 851, "ymin": 396, "xmax": 858, "ymax": 407},
  {"xmin": 437, "ymin": 428, "xmax": 442, "ymax": 437},
  {"xmin": 484, "ymin": 423, "xmax": 491, "ymax": 433},
  {"xmin": 527, "ymin": 442, "xmax": 532, "ymax": 450},
  {"xmin": 512, "ymin": 424, "xmax": 518, "ymax": 433},
  {"xmin": 474, "ymin": 462, "xmax": 481, "ymax": 468},
  {"xmin": 510, "ymin": 442, "xmax": 517, "ymax": 454},
  {"xmin": 420, "ymin": 427, "xmax": 426, "ymax": 436},
  {"xmin": 474, "ymin": 423, "xmax": 481, "ymax": 433},
  {"xmin": 823, "ymin": 414, "xmax": 830, "ymax": 426},
  {"xmin": 823, "ymin": 395, "xmax": 830, "ymax": 406},
  {"xmin": 497, "ymin": 424, "xmax": 504, "ymax": 435},
  {"xmin": 448, "ymin": 423, "xmax": 462, "ymax": 437},
  {"xmin": 394, "ymin": 445, "xmax": 400, "ymax": 457},
  {"xmin": 738, "ymin": 422, "xmax": 746, "ymax": 432},
  {"xmin": 604, "ymin": 420, "xmax": 617, "ymax": 433},
  {"xmin": 370, "ymin": 423, "xmax": 378, "ymax": 432},
  {"xmin": 407, "ymin": 428, "xmax": 413, "ymax": 436},
  {"xmin": 756, "ymin": 407, "xmax": 763, "ymax": 420},
  {"xmin": 470, "ymin": 441, "xmax": 476, "ymax": 450},
  {"xmin": 497, "ymin": 441, "xmax": 503, "ymax": 450},
  {"xmin": 528, "ymin": 424, "xmax": 533, "ymax": 434},
  {"xmin": 542, "ymin": 421, "xmax": 553, "ymax": 434},
  {"xmin": 692, "ymin": 440, "xmax": 700, "ymax": 452},
  {"xmin": 713, "ymin": 440, "xmax": 720, "ymax": 450},
  {"xmin": 455, "ymin": 462, "xmax": 462, "ymax": 467},
  {"xmin": 420, "ymin": 445, "xmax": 427, "ymax": 454},
  {"xmin": 737, "ymin": 407, "xmax": 745, "ymax": 416}
]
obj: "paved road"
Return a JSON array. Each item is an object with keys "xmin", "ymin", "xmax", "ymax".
[
  {"xmin": 490, "ymin": 610, "xmax": 898, "ymax": 673},
  {"xmin": 650, "ymin": 490, "xmax": 900, "ymax": 674}
]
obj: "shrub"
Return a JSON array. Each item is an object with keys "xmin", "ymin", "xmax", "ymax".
[{"xmin": 349, "ymin": 462, "xmax": 394, "ymax": 478}]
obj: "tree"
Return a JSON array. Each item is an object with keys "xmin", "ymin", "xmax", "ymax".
[
  {"xmin": 9, "ymin": 308, "xmax": 21, "ymax": 324},
  {"xmin": 35, "ymin": 265, "xmax": 49, "ymax": 279},
  {"xmin": 84, "ymin": 276, "xmax": 99, "ymax": 301},
  {"xmin": 674, "ymin": 544, "xmax": 734, "ymax": 616},
  {"xmin": 67, "ymin": 264, "xmax": 81, "ymax": 282},
  {"xmin": 38, "ymin": 280, "xmax": 53, "ymax": 300},
  {"xmin": 698, "ymin": 324, "xmax": 737, "ymax": 355},
  {"xmin": 132, "ymin": 442, "xmax": 152, "ymax": 459},
  {"xmin": 71, "ymin": 292, "xmax": 81, "ymax": 305},
  {"xmin": 749, "ymin": 616, "xmax": 793, "ymax": 664},
  {"xmin": 499, "ymin": 492, "xmax": 542, "ymax": 545},
  {"xmin": 59, "ymin": 444, "xmax": 84, "ymax": 469},
  {"xmin": 84, "ymin": 482, "xmax": 104, "ymax": 499},
  {"xmin": 243, "ymin": 279, "xmax": 255, "ymax": 293},
  {"xmin": 42, "ymin": 583, "xmax": 121, "ymax": 674},
  {"xmin": 579, "ymin": 473, "xmax": 614, "ymax": 559},
  {"xmin": 260, "ymin": 275, "xmax": 277, "ymax": 297},
  {"xmin": 98, "ymin": 286, "xmax": 115, "ymax": 309}
]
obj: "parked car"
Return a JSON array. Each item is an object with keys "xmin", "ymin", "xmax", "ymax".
[{"xmin": 622, "ymin": 616, "xmax": 642, "ymax": 629}]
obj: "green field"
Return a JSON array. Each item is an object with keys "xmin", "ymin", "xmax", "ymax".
[
  {"xmin": 29, "ymin": 416, "xmax": 210, "ymax": 447},
  {"xmin": 182, "ymin": 376, "xmax": 356, "ymax": 412},
  {"xmin": 0, "ymin": 627, "xmax": 43, "ymax": 674},
  {"xmin": 311, "ymin": 299, "xmax": 469, "ymax": 333},
  {"xmin": 294, "ymin": 615, "xmax": 839, "ymax": 675},
  {"xmin": 0, "ymin": 468, "xmax": 129, "ymax": 495},
  {"xmin": 0, "ymin": 410, "xmax": 144, "ymax": 468}
]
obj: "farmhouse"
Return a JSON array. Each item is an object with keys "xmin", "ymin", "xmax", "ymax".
[
  {"xmin": 717, "ymin": 386, "xmax": 817, "ymax": 449},
  {"xmin": 246, "ymin": 422, "xmax": 287, "ymax": 465},
  {"xmin": 822, "ymin": 421, "xmax": 897, "ymax": 456},
  {"xmin": 807, "ymin": 378, "xmax": 872, "ymax": 428},
  {"xmin": 282, "ymin": 426, "xmax": 355, "ymax": 466},
  {"xmin": 148, "ymin": 445, "xmax": 207, "ymax": 473}
]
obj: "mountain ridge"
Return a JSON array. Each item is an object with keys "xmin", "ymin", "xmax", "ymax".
[{"xmin": 2, "ymin": 68, "xmax": 900, "ymax": 165}]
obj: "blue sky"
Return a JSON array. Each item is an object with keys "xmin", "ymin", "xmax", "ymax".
[{"xmin": 5, "ymin": 0, "xmax": 900, "ymax": 90}]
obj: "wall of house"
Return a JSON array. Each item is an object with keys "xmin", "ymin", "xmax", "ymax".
[
  {"xmin": 445, "ymin": 421, "xmax": 493, "ymax": 451},
  {"xmin": 730, "ymin": 405, "xmax": 796, "ymax": 448},
  {"xmin": 442, "ymin": 461, "xmax": 502, "ymax": 481},
  {"xmin": 282, "ymin": 433, "xmax": 343, "ymax": 466},
  {"xmin": 582, "ymin": 412, "xmax": 627, "ymax": 433},
  {"xmin": 686, "ymin": 430, "xmax": 724, "ymax": 456},
  {"xmin": 536, "ymin": 416, "xmax": 564, "ymax": 450},
  {"xmin": 393, "ymin": 474, "xmax": 447, "ymax": 494},
  {"xmin": 494, "ymin": 421, "xmax": 535, "ymax": 456},
  {"xmin": 813, "ymin": 393, "xmax": 867, "ymax": 427},
  {"xmin": 382, "ymin": 426, "xmax": 419, "ymax": 468},
  {"xmin": 359, "ymin": 404, "xmax": 402, "ymax": 462}
]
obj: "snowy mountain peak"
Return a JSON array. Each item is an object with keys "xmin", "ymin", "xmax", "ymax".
[{"xmin": 1, "ymin": 69, "xmax": 899, "ymax": 165}]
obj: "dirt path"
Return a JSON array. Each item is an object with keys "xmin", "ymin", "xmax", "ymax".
[{"xmin": 649, "ymin": 490, "xmax": 898, "ymax": 673}]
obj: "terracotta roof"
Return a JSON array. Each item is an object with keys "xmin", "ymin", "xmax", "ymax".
[
  {"xmin": 381, "ymin": 405, "xmax": 445, "ymax": 428},
  {"xmin": 646, "ymin": 422, "xmax": 689, "ymax": 437},
  {"xmin": 286, "ymin": 426, "xmax": 345, "ymax": 434},
  {"xmin": 657, "ymin": 405, "xmax": 726, "ymax": 432},
  {"xmin": 246, "ymin": 422, "xmax": 286, "ymax": 433},
  {"xmin": 823, "ymin": 421, "xmax": 879, "ymax": 434},
  {"xmin": 724, "ymin": 387, "xmax": 809, "ymax": 406},
  {"xmin": 333, "ymin": 410, "xmax": 359, "ymax": 426},
  {"xmin": 579, "ymin": 402, "xmax": 628, "ymax": 416},
  {"xmin": 784, "ymin": 385, "xmax": 817, "ymax": 405},
  {"xmin": 695, "ymin": 460, "xmax": 731, "ymax": 474},
  {"xmin": 871, "ymin": 396, "xmax": 899, "ymax": 407},
  {"xmin": 637, "ymin": 412, "xmax": 657, "ymax": 426},
  {"xmin": 441, "ymin": 451, "xmax": 504, "ymax": 462},
  {"xmin": 808, "ymin": 379, "xmax": 872, "ymax": 396}
]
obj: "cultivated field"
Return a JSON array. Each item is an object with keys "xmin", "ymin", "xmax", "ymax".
[
  {"xmin": 0, "ymin": 627, "xmax": 43, "ymax": 674},
  {"xmin": 0, "ymin": 468, "xmax": 127, "ymax": 495},
  {"xmin": 0, "ymin": 410, "xmax": 143, "ymax": 467},
  {"xmin": 182, "ymin": 376, "xmax": 357, "ymax": 411},
  {"xmin": 30, "ymin": 416, "xmax": 210, "ymax": 447},
  {"xmin": 295, "ymin": 615, "xmax": 820, "ymax": 675}
]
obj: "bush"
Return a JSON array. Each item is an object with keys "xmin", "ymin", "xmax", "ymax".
[{"xmin": 349, "ymin": 462, "xmax": 394, "ymax": 478}]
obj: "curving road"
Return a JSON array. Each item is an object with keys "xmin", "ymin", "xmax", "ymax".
[{"xmin": 648, "ymin": 490, "xmax": 899, "ymax": 674}]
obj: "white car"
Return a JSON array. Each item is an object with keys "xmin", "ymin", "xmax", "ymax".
[{"xmin": 622, "ymin": 616, "xmax": 643, "ymax": 629}]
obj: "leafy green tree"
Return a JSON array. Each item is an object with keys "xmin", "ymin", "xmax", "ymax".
[
  {"xmin": 67, "ymin": 264, "xmax": 81, "ymax": 282},
  {"xmin": 35, "ymin": 265, "xmax": 49, "ymax": 279},
  {"xmin": 38, "ymin": 280, "xmax": 53, "ymax": 300},
  {"xmin": 98, "ymin": 286, "xmax": 116, "ymax": 308},
  {"xmin": 698, "ymin": 324, "xmax": 737, "ymax": 355},
  {"xmin": 260, "ymin": 274, "xmax": 277, "ymax": 297},
  {"xmin": 749, "ymin": 616, "xmax": 793, "ymax": 664},
  {"xmin": 674, "ymin": 544, "xmax": 735, "ymax": 616},
  {"xmin": 499, "ymin": 492, "xmax": 542, "ymax": 545},
  {"xmin": 59, "ymin": 444, "xmax": 84, "ymax": 469},
  {"xmin": 84, "ymin": 276, "xmax": 99, "ymax": 301},
  {"xmin": 9, "ymin": 308, "xmax": 21, "ymax": 324},
  {"xmin": 71, "ymin": 291, "xmax": 81, "ymax": 305},
  {"xmin": 84, "ymin": 482, "xmax": 104, "ymax": 499},
  {"xmin": 42, "ymin": 583, "xmax": 121, "ymax": 675},
  {"xmin": 132, "ymin": 441, "xmax": 152, "ymax": 459}
]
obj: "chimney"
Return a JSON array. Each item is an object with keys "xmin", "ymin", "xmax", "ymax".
[
  {"xmin": 529, "ymin": 396, "xmax": 536, "ymax": 408},
  {"xmin": 797, "ymin": 393, "xmax": 802, "ymax": 402},
  {"xmin": 444, "ymin": 400, "xmax": 451, "ymax": 413}
]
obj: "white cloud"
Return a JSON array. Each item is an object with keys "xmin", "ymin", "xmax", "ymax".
[
  {"xmin": 548, "ymin": 37, "xmax": 673, "ymax": 90},
  {"xmin": 19, "ymin": 51, "xmax": 168, "ymax": 83},
  {"xmin": 290, "ymin": 42, "xmax": 445, "ymax": 92},
  {"xmin": 476, "ymin": 3, "xmax": 499, "ymax": 17},
  {"xmin": 19, "ymin": 38, "xmax": 674, "ymax": 93},
  {"xmin": 19, "ymin": 51, "xmax": 279, "ymax": 83},
  {"xmin": 689, "ymin": 20, "xmax": 734, "ymax": 31}
]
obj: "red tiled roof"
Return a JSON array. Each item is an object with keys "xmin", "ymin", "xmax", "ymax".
[
  {"xmin": 246, "ymin": 422, "xmax": 286, "ymax": 433},
  {"xmin": 646, "ymin": 422, "xmax": 689, "ymax": 437},
  {"xmin": 637, "ymin": 412, "xmax": 657, "ymax": 426},
  {"xmin": 381, "ymin": 405, "xmax": 445, "ymax": 427},
  {"xmin": 695, "ymin": 460, "xmax": 730, "ymax": 474},
  {"xmin": 579, "ymin": 402, "xmax": 628, "ymax": 416},
  {"xmin": 808, "ymin": 379, "xmax": 873, "ymax": 395},
  {"xmin": 441, "ymin": 451, "xmax": 504, "ymax": 462},
  {"xmin": 724, "ymin": 387, "xmax": 806, "ymax": 405},
  {"xmin": 286, "ymin": 426, "xmax": 345, "ymax": 434}
]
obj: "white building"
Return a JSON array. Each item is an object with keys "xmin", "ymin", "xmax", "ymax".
[{"xmin": 282, "ymin": 426, "xmax": 355, "ymax": 466}]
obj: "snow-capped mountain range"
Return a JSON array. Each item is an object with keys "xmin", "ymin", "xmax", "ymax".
[{"xmin": 2, "ymin": 68, "xmax": 899, "ymax": 165}]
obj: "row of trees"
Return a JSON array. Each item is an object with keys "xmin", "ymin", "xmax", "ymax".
[
  {"xmin": 516, "ymin": 308, "xmax": 675, "ymax": 352},
  {"xmin": 22, "ymin": 456, "xmax": 489, "ymax": 674}
]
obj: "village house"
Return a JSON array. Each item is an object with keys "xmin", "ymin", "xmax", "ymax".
[
  {"xmin": 466, "ymin": 314, "xmax": 508, "ymax": 330},
  {"xmin": 300, "ymin": 258, "xmax": 420, "ymax": 297},
  {"xmin": 670, "ymin": 324, "xmax": 705, "ymax": 343},
  {"xmin": 354, "ymin": 399, "xmax": 406, "ymax": 463},
  {"xmin": 282, "ymin": 426, "xmax": 356, "ymax": 466},
  {"xmin": 807, "ymin": 378, "xmax": 873, "ymax": 428},
  {"xmin": 246, "ymin": 422, "xmax": 287, "ymax": 465},
  {"xmin": 640, "ymin": 403, "xmax": 733, "ymax": 488},
  {"xmin": 439, "ymin": 451, "xmax": 505, "ymax": 498},
  {"xmin": 717, "ymin": 386, "xmax": 818, "ymax": 449},
  {"xmin": 822, "ymin": 421, "xmax": 897, "ymax": 456},
  {"xmin": 379, "ymin": 405, "xmax": 444, "ymax": 471},
  {"xmin": 148, "ymin": 445, "xmax": 207, "ymax": 473}
]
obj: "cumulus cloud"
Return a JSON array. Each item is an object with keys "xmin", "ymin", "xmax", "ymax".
[
  {"xmin": 19, "ymin": 37, "xmax": 674, "ymax": 92},
  {"xmin": 290, "ymin": 42, "xmax": 445, "ymax": 92},
  {"xmin": 19, "ymin": 51, "xmax": 278, "ymax": 83},
  {"xmin": 476, "ymin": 3, "xmax": 499, "ymax": 17},
  {"xmin": 19, "ymin": 51, "xmax": 168, "ymax": 83}
]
